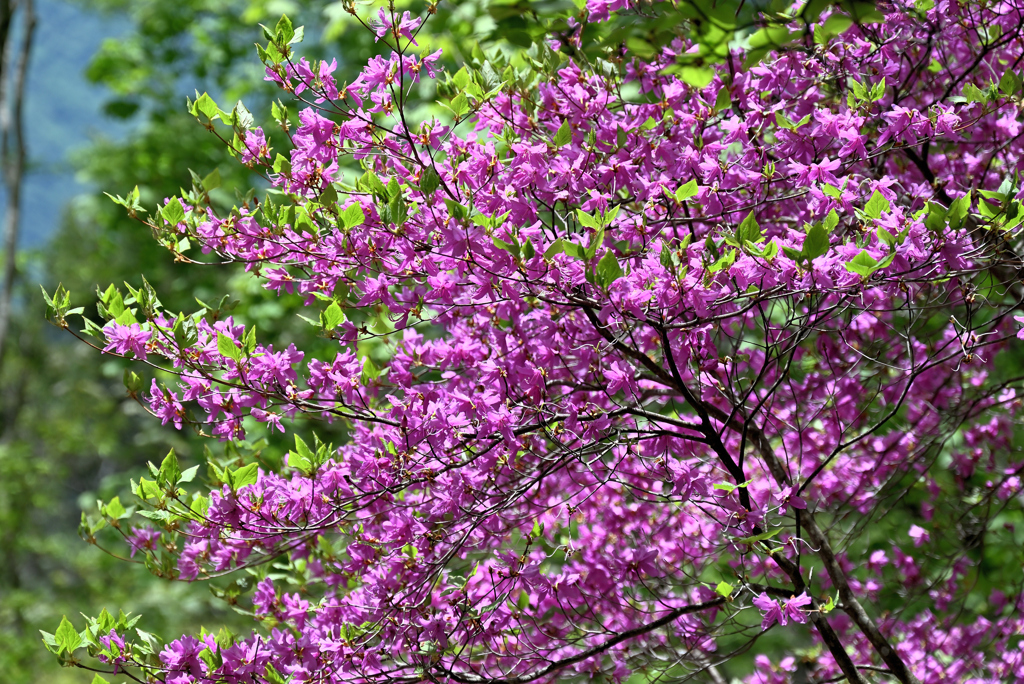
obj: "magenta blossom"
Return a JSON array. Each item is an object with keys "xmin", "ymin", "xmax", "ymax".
[{"xmin": 103, "ymin": 322, "xmax": 151, "ymax": 359}]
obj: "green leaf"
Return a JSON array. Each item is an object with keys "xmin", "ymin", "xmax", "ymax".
[
  {"xmin": 585, "ymin": 226, "xmax": 605, "ymax": 261},
  {"xmin": 999, "ymin": 69, "xmax": 1023, "ymax": 97},
  {"xmin": 264, "ymin": 663, "xmax": 287, "ymax": 684},
  {"xmin": 115, "ymin": 308, "xmax": 138, "ymax": 326},
  {"xmin": 817, "ymin": 13, "xmax": 853, "ymax": 42},
  {"xmin": 449, "ymin": 67, "xmax": 469, "ymax": 90},
  {"xmin": 596, "ymin": 251, "xmax": 624, "ymax": 287},
  {"xmin": 104, "ymin": 496, "xmax": 128, "ymax": 520},
  {"xmin": 321, "ymin": 301, "xmax": 345, "ymax": 329},
  {"xmin": 55, "ymin": 616, "xmax": 82, "ymax": 654},
  {"xmin": 732, "ymin": 527, "xmax": 784, "ymax": 544},
  {"xmin": 714, "ymin": 87, "xmax": 732, "ymax": 113},
  {"xmin": 821, "ymin": 183, "xmax": 843, "ymax": 199},
  {"xmin": 231, "ymin": 463, "xmax": 259, "ymax": 491},
  {"xmin": 275, "ymin": 14, "xmax": 295, "ymax": 44},
  {"xmin": 962, "ymin": 82, "xmax": 987, "ymax": 104},
  {"xmin": 521, "ymin": 238, "xmax": 535, "ymax": 260},
  {"xmin": 844, "ymin": 249, "xmax": 880, "ymax": 277},
  {"xmin": 341, "ymin": 203, "xmax": 365, "ymax": 230},
  {"xmin": 543, "ymin": 238, "xmax": 565, "ymax": 259},
  {"xmin": 823, "ymin": 208, "xmax": 839, "ymax": 232},
  {"xmin": 272, "ymin": 154, "xmax": 291, "ymax": 176},
  {"xmin": 708, "ymin": 248, "xmax": 737, "ymax": 273},
  {"xmin": 715, "ymin": 581, "xmax": 734, "ymax": 597},
  {"xmin": 243, "ymin": 326, "xmax": 257, "ymax": 355},
  {"xmin": 774, "ymin": 111, "xmax": 796, "ymax": 130},
  {"xmin": 159, "ymin": 449, "xmax": 182, "ymax": 488},
  {"xmin": 869, "ymin": 76, "xmax": 886, "ymax": 102},
  {"xmin": 712, "ymin": 480, "xmax": 750, "ymax": 493},
  {"xmin": 320, "ymin": 183, "xmax": 339, "ymax": 207},
  {"xmin": 563, "ymin": 241, "xmax": 587, "ymax": 260},
  {"xmin": 217, "ymin": 332, "xmax": 242, "ymax": 363},
  {"xmin": 290, "ymin": 435, "xmax": 314, "ymax": 473},
  {"xmin": 847, "ymin": 2, "xmax": 885, "ymax": 23},
  {"xmin": 877, "ymin": 226, "xmax": 896, "ymax": 248},
  {"xmin": 180, "ymin": 465, "xmax": 200, "ymax": 484},
  {"xmin": 202, "ymin": 168, "xmax": 222, "ymax": 192},
  {"xmin": 162, "ymin": 198, "xmax": 186, "ymax": 225},
  {"xmin": 802, "ymin": 223, "xmax": 829, "ymax": 261},
  {"xmin": 576, "ymin": 209, "xmax": 599, "ymax": 229},
  {"xmin": 947, "ymin": 192, "xmax": 971, "ymax": 228},
  {"xmin": 674, "ymin": 179, "xmax": 699, "ymax": 202},
  {"xmin": 123, "ymin": 368, "xmax": 144, "ymax": 395},
  {"xmin": 91, "ymin": 675, "xmax": 109, "ymax": 684},
  {"xmin": 419, "ymin": 167, "xmax": 440, "ymax": 196},
  {"xmin": 737, "ymin": 211, "xmax": 763, "ymax": 244},
  {"xmin": 660, "ymin": 245, "xmax": 675, "ymax": 271},
  {"xmin": 493, "ymin": 236, "xmax": 520, "ymax": 258},
  {"xmin": 449, "ymin": 92, "xmax": 470, "ymax": 119},
  {"xmin": 193, "ymin": 92, "xmax": 219, "ymax": 121},
  {"xmin": 923, "ymin": 201, "xmax": 948, "ymax": 231},
  {"xmin": 553, "ymin": 120, "xmax": 572, "ymax": 147},
  {"xmin": 616, "ymin": 126, "xmax": 627, "ymax": 148},
  {"xmin": 678, "ymin": 65, "xmax": 714, "ymax": 88},
  {"xmin": 863, "ymin": 190, "xmax": 891, "ymax": 219},
  {"xmin": 40, "ymin": 630, "xmax": 59, "ymax": 654}
]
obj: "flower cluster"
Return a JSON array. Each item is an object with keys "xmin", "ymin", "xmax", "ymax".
[{"xmin": 73, "ymin": 0, "xmax": 1024, "ymax": 682}]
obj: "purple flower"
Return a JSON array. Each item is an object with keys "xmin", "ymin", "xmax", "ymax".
[
  {"xmin": 98, "ymin": 629, "xmax": 128, "ymax": 671},
  {"xmin": 909, "ymin": 524, "xmax": 930, "ymax": 547},
  {"xmin": 240, "ymin": 128, "xmax": 268, "ymax": 164},
  {"xmin": 753, "ymin": 592, "xmax": 784, "ymax": 630},
  {"xmin": 126, "ymin": 527, "xmax": 161, "ymax": 557},
  {"xmin": 754, "ymin": 592, "xmax": 813, "ymax": 630},
  {"xmin": 374, "ymin": 8, "xmax": 421, "ymax": 45},
  {"xmin": 103, "ymin": 322, "xmax": 151, "ymax": 359}
]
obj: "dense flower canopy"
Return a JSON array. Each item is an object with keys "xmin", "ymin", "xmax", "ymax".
[{"xmin": 43, "ymin": 0, "xmax": 1024, "ymax": 682}]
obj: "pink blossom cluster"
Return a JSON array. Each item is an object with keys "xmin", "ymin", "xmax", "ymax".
[{"xmin": 91, "ymin": 0, "xmax": 1024, "ymax": 682}]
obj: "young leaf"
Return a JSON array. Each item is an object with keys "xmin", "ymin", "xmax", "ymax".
[
  {"xmin": 844, "ymin": 250, "xmax": 881, "ymax": 277},
  {"xmin": 877, "ymin": 226, "xmax": 897, "ymax": 248},
  {"xmin": 162, "ymin": 198, "xmax": 186, "ymax": 225},
  {"xmin": 449, "ymin": 93, "xmax": 470, "ymax": 119},
  {"xmin": 863, "ymin": 190, "xmax": 891, "ymax": 219},
  {"xmin": 674, "ymin": 179, "xmax": 699, "ymax": 202},
  {"xmin": 543, "ymin": 238, "xmax": 565, "ymax": 259},
  {"xmin": 419, "ymin": 167, "xmax": 441, "ymax": 196},
  {"xmin": 159, "ymin": 449, "xmax": 183, "ymax": 488},
  {"xmin": 217, "ymin": 332, "xmax": 242, "ymax": 363},
  {"xmin": 202, "ymin": 168, "xmax": 221, "ymax": 192},
  {"xmin": 553, "ymin": 120, "xmax": 572, "ymax": 147},
  {"xmin": 596, "ymin": 251, "xmax": 624, "ymax": 287},
  {"xmin": 576, "ymin": 209, "xmax": 599, "ymax": 229},
  {"xmin": 802, "ymin": 223, "xmax": 829, "ymax": 261},
  {"xmin": 823, "ymin": 208, "xmax": 839, "ymax": 232},
  {"xmin": 55, "ymin": 616, "xmax": 83, "ymax": 654},
  {"xmin": 231, "ymin": 463, "xmax": 259, "ymax": 491},
  {"xmin": 737, "ymin": 211, "xmax": 763, "ymax": 244},
  {"xmin": 341, "ymin": 203, "xmax": 365, "ymax": 230},
  {"xmin": 732, "ymin": 527, "xmax": 784, "ymax": 544},
  {"xmin": 321, "ymin": 301, "xmax": 345, "ymax": 329}
]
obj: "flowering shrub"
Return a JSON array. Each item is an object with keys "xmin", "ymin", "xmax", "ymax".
[{"xmin": 41, "ymin": 0, "xmax": 1024, "ymax": 682}]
